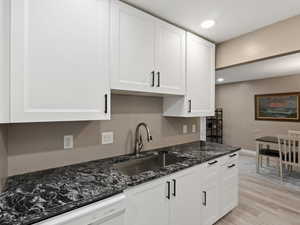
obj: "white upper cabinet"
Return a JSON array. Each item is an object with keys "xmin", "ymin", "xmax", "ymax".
[
  {"xmin": 163, "ymin": 32, "xmax": 215, "ymax": 117},
  {"xmin": 111, "ymin": 1, "xmax": 156, "ymax": 93},
  {"xmin": 156, "ymin": 20, "xmax": 186, "ymax": 95},
  {"xmin": 111, "ymin": 1, "xmax": 185, "ymax": 95},
  {"xmin": 0, "ymin": 0, "xmax": 10, "ymax": 123},
  {"xmin": 10, "ymin": 0, "xmax": 111, "ymax": 123},
  {"xmin": 187, "ymin": 33, "xmax": 215, "ymax": 116}
]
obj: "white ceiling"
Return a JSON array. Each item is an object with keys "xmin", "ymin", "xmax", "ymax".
[
  {"xmin": 123, "ymin": 0, "xmax": 300, "ymax": 43},
  {"xmin": 216, "ymin": 53, "xmax": 300, "ymax": 84}
]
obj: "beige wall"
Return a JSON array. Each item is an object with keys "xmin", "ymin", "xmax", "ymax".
[
  {"xmin": 216, "ymin": 15, "xmax": 300, "ymax": 69},
  {"xmin": 216, "ymin": 74, "xmax": 300, "ymax": 150},
  {"xmin": 0, "ymin": 125, "xmax": 8, "ymax": 191},
  {"xmin": 8, "ymin": 94, "xmax": 200, "ymax": 176}
]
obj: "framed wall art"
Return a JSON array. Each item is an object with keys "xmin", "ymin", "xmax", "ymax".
[{"xmin": 255, "ymin": 92, "xmax": 300, "ymax": 122}]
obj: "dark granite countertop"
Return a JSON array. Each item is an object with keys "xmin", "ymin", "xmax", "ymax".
[{"xmin": 0, "ymin": 141, "xmax": 240, "ymax": 225}]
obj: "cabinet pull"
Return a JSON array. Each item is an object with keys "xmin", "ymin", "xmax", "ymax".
[
  {"xmin": 151, "ymin": 71, "xmax": 155, "ymax": 87},
  {"xmin": 188, "ymin": 100, "xmax": 192, "ymax": 113},
  {"xmin": 229, "ymin": 153, "xmax": 237, "ymax": 158},
  {"xmin": 166, "ymin": 181, "xmax": 171, "ymax": 199},
  {"xmin": 208, "ymin": 160, "xmax": 218, "ymax": 165},
  {"xmin": 228, "ymin": 164, "xmax": 236, "ymax": 169},
  {"xmin": 104, "ymin": 94, "xmax": 108, "ymax": 114},
  {"xmin": 157, "ymin": 71, "xmax": 160, "ymax": 87},
  {"xmin": 202, "ymin": 191, "xmax": 207, "ymax": 206},
  {"xmin": 172, "ymin": 179, "xmax": 176, "ymax": 197}
]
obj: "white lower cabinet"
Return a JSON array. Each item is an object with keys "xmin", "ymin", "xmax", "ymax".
[
  {"xmin": 219, "ymin": 155, "xmax": 239, "ymax": 218},
  {"xmin": 125, "ymin": 153, "xmax": 239, "ymax": 225},
  {"xmin": 200, "ymin": 160, "xmax": 221, "ymax": 225},
  {"xmin": 170, "ymin": 167, "xmax": 203, "ymax": 225},
  {"xmin": 125, "ymin": 179, "xmax": 169, "ymax": 225}
]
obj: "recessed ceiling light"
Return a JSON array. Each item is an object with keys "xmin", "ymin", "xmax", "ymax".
[
  {"xmin": 201, "ymin": 20, "xmax": 215, "ymax": 29},
  {"xmin": 217, "ymin": 78, "xmax": 224, "ymax": 83}
]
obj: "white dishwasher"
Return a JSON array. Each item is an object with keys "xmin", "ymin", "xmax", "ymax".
[{"xmin": 36, "ymin": 194, "xmax": 126, "ymax": 225}]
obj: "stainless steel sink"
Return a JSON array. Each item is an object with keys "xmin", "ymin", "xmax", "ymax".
[{"xmin": 114, "ymin": 153, "xmax": 185, "ymax": 176}]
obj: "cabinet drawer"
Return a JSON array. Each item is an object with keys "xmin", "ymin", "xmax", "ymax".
[
  {"xmin": 222, "ymin": 152, "xmax": 239, "ymax": 166},
  {"xmin": 228, "ymin": 152, "xmax": 239, "ymax": 160},
  {"xmin": 205, "ymin": 159, "xmax": 220, "ymax": 169},
  {"xmin": 224, "ymin": 161, "xmax": 238, "ymax": 175},
  {"xmin": 204, "ymin": 155, "xmax": 226, "ymax": 170}
]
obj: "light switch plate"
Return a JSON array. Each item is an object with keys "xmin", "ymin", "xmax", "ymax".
[
  {"xmin": 183, "ymin": 124, "xmax": 188, "ymax": 134},
  {"xmin": 102, "ymin": 132, "xmax": 114, "ymax": 145},
  {"xmin": 64, "ymin": 135, "xmax": 74, "ymax": 149},
  {"xmin": 192, "ymin": 124, "xmax": 197, "ymax": 133}
]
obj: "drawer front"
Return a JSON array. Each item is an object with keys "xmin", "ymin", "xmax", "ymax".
[
  {"xmin": 222, "ymin": 152, "xmax": 239, "ymax": 166},
  {"xmin": 204, "ymin": 154, "xmax": 228, "ymax": 170}
]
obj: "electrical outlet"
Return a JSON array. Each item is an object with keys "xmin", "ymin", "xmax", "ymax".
[
  {"xmin": 102, "ymin": 132, "xmax": 114, "ymax": 145},
  {"xmin": 183, "ymin": 124, "xmax": 188, "ymax": 134},
  {"xmin": 192, "ymin": 124, "xmax": 197, "ymax": 133},
  {"xmin": 64, "ymin": 135, "xmax": 74, "ymax": 149}
]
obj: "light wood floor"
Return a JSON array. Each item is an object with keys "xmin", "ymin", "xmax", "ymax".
[{"xmin": 215, "ymin": 155, "xmax": 300, "ymax": 225}]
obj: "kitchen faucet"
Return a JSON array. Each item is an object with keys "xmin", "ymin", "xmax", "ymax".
[{"xmin": 135, "ymin": 122, "xmax": 153, "ymax": 157}]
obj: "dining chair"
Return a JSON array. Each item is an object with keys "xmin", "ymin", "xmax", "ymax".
[{"xmin": 278, "ymin": 131, "xmax": 300, "ymax": 181}]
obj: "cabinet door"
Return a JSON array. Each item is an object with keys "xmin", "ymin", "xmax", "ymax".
[
  {"xmin": 0, "ymin": 0, "xmax": 9, "ymax": 123},
  {"xmin": 170, "ymin": 167, "xmax": 203, "ymax": 225},
  {"xmin": 111, "ymin": 1, "xmax": 156, "ymax": 93},
  {"xmin": 125, "ymin": 179, "xmax": 169, "ymax": 225},
  {"xmin": 186, "ymin": 33, "xmax": 215, "ymax": 117},
  {"xmin": 201, "ymin": 166, "xmax": 219, "ymax": 225},
  {"xmin": 220, "ymin": 161, "xmax": 239, "ymax": 217},
  {"xmin": 10, "ymin": 0, "xmax": 110, "ymax": 122},
  {"xmin": 156, "ymin": 21, "xmax": 186, "ymax": 95}
]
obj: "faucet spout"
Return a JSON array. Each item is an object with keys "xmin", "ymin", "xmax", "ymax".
[{"xmin": 135, "ymin": 122, "xmax": 153, "ymax": 157}]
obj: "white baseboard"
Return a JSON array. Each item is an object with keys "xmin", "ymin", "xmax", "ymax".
[{"xmin": 240, "ymin": 149, "xmax": 256, "ymax": 157}]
